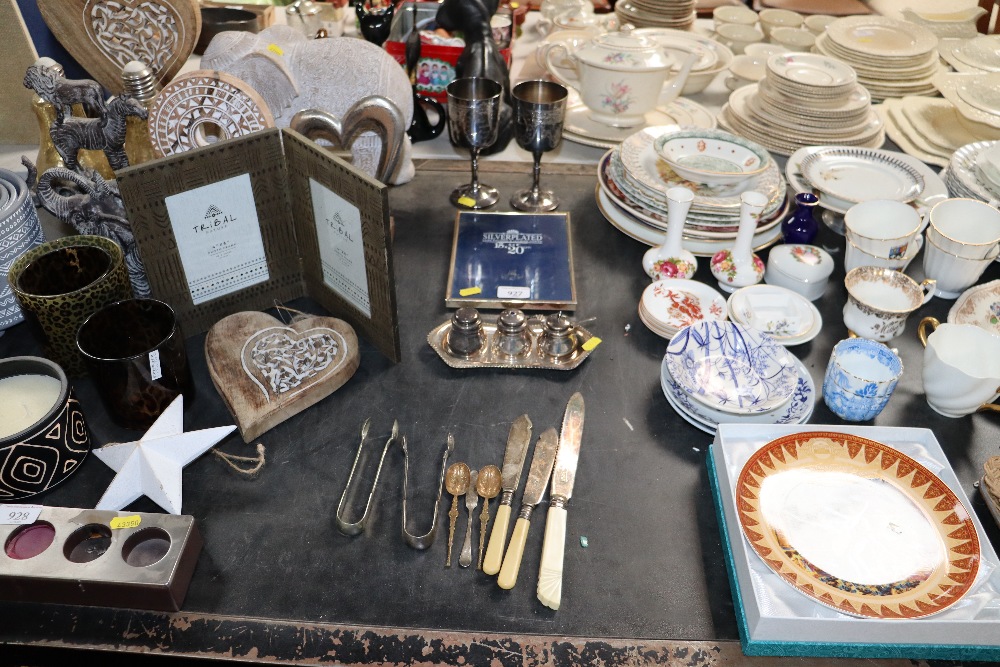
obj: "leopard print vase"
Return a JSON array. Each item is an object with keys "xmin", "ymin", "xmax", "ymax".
[{"xmin": 8, "ymin": 235, "xmax": 133, "ymax": 376}]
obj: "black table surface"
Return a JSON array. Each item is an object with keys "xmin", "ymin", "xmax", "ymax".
[{"xmin": 1, "ymin": 163, "xmax": 999, "ymax": 666}]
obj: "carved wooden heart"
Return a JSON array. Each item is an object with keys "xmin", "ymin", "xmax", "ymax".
[
  {"xmin": 37, "ymin": 0, "xmax": 200, "ymax": 95},
  {"xmin": 205, "ymin": 311, "xmax": 360, "ymax": 442}
]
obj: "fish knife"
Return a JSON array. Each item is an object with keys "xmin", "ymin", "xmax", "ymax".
[
  {"xmin": 482, "ymin": 414, "xmax": 533, "ymax": 575},
  {"xmin": 537, "ymin": 392, "xmax": 584, "ymax": 610},
  {"xmin": 497, "ymin": 428, "xmax": 558, "ymax": 590}
]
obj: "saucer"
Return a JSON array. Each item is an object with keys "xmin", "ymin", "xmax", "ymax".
[
  {"xmin": 727, "ymin": 284, "xmax": 822, "ymax": 346},
  {"xmin": 562, "ymin": 98, "xmax": 715, "ymax": 148},
  {"xmin": 660, "ymin": 352, "xmax": 814, "ymax": 433}
]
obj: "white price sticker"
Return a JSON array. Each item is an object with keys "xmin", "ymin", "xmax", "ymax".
[
  {"xmin": 0, "ymin": 505, "xmax": 42, "ymax": 525},
  {"xmin": 149, "ymin": 350, "xmax": 162, "ymax": 381},
  {"xmin": 497, "ymin": 286, "xmax": 531, "ymax": 299}
]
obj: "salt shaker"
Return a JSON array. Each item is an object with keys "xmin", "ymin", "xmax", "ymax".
[
  {"xmin": 538, "ymin": 312, "xmax": 577, "ymax": 361},
  {"xmin": 446, "ymin": 307, "xmax": 485, "ymax": 357},
  {"xmin": 494, "ymin": 309, "xmax": 531, "ymax": 357}
]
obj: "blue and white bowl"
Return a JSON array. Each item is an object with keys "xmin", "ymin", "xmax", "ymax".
[{"xmin": 664, "ymin": 320, "xmax": 799, "ymax": 414}]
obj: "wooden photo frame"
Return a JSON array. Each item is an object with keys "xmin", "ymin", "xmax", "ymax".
[{"xmin": 117, "ymin": 128, "xmax": 400, "ymax": 362}]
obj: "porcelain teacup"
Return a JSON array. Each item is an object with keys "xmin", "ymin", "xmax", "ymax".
[
  {"xmin": 823, "ymin": 337, "xmax": 903, "ymax": 422},
  {"xmin": 928, "ymin": 197, "xmax": 1000, "ymax": 260},
  {"xmin": 715, "ymin": 23, "xmax": 764, "ymax": 55},
  {"xmin": 758, "ymin": 8, "xmax": 803, "ymax": 38},
  {"xmin": 844, "ymin": 234, "xmax": 922, "ymax": 273},
  {"xmin": 843, "ymin": 266, "xmax": 935, "ymax": 342},
  {"xmin": 844, "ymin": 199, "xmax": 925, "ymax": 260},
  {"xmin": 918, "ymin": 317, "xmax": 1000, "ymax": 417},
  {"xmin": 922, "ymin": 233, "xmax": 1000, "ymax": 299}
]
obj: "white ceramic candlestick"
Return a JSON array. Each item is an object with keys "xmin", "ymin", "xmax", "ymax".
[
  {"xmin": 711, "ymin": 190, "xmax": 767, "ymax": 293},
  {"xmin": 642, "ymin": 186, "xmax": 697, "ymax": 280},
  {"xmin": 0, "ymin": 374, "xmax": 63, "ymax": 438}
]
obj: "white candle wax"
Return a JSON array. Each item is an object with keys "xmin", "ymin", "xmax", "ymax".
[{"xmin": 0, "ymin": 374, "xmax": 63, "ymax": 439}]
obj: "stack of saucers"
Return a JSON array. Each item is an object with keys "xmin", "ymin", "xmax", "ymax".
[
  {"xmin": 719, "ymin": 52, "xmax": 883, "ymax": 156},
  {"xmin": 639, "ymin": 278, "xmax": 727, "ymax": 339},
  {"xmin": 659, "ymin": 320, "xmax": 815, "ymax": 434},
  {"xmin": 615, "ymin": 0, "xmax": 695, "ymax": 30},
  {"xmin": 944, "ymin": 140, "xmax": 1000, "ymax": 203},
  {"xmin": 815, "ymin": 15, "xmax": 940, "ymax": 101},
  {"xmin": 596, "ymin": 126, "xmax": 789, "ymax": 254}
]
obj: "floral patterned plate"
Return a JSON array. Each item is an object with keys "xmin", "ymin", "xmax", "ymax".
[
  {"xmin": 618, "ymin": 126, "xmax": 783, "ymax": 211},
  {"xmin": 664, "ymin": 320, "xmax": 798, "ymax": 415},
  {"xmin": 735, "ymin": 432, "xmax": 981, "ymax": 619},
  {"xmin": 640, "ymin": 278, "xmax": 727, "ymax": 333},
  {"xmin": 948, "ymin": 279, "xmax": 1000, "ymax": 335},
  {"xmin": 660, "ymin": 352, "xmax": 814, "ymax": 433}
]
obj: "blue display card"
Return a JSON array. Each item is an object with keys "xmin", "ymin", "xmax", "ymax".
[{"xmin": 446, "ymin": 211, "xmax": 576, "ymax": 310}]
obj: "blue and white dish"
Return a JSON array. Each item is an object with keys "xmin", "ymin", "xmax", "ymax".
[
  {"xmin": 664, "ymin": 320, "xmax": 799, "ymax": 414},
  {"xmin": 660, "ymin": 352, "xmax": 814, "ymax": 433}
]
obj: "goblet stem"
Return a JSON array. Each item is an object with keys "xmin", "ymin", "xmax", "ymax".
[
  {"xmin": 530, "ymin": 152, "xmax": 542, "ymax": 198},
  {"xmin": 470, "ymin": 148, "xmax": 481, "ymax": 193}
]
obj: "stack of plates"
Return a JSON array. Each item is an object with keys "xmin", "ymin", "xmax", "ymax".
[
  {"xmin": 785, "ymin": 145, "xmax": 950, "ymax": 219},
  {"xmin": 639, "ymin": 278, "xmax": 727, "ymax": 339},
  {"xmin": 940, "ymin": 35, "xmax": 1000, "ymax": 74},
  {"xmin": 614, "ymin": 0, "xmax": 695, "ymax": 30},
  {"xmin": 815, "ymin": 16, "xmax": 941, "ymax": 101},
  {"xmin": 659, "ymin": 321, "xmax": 815, "ymax": 434},
  {"xmin": 875, "ymin": 97, "xmax": 1000, "ymax": 168},
  {"xmin": 943, "ymin": 140, "xmax": 1000, "ymax": 203},
  {"xmin": 596, "ymin": 126, "xmax": 789, "ymax": 254},
  {"xmin": 719, "ymin": 52, "xmax": 883, "ymax": 157},
  {"xmin": 726, "ymin": 284, "xmax": 822, "ymax": 347}
]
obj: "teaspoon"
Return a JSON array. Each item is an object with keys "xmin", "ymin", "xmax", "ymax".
[
  {"xmin": 475, "ymin": 465, "xmax": 501, "ymax": 570},
  {"xmin": 444, "ymin": 462, "xmax": 470, "ymax": 568},
  {"xmin": 459, "ymin": 469, "xmax": 479, "ymax": 568}
]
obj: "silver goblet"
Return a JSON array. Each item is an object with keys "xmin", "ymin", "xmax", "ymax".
[
  {"xmin": 510, "ymin": 80, "xmax": 568, "ymax": 213},
  {"xmin": 447, "ymin": 77, "xmax": 503, "ymax": 209}
]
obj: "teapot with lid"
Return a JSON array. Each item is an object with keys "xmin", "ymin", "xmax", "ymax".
[{"xmin": 544, "ymin": 24, "xmax": 697, "ymax": 127}]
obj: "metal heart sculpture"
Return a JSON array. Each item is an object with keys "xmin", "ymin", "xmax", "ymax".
[
  {"xmin": 290, "ymin": 98, "xmax": 405, "ymax": 186},
  {"xmin": 37, "ymin": 0, "xmax": 200, "ymax": 95},
  {"xmin": 205, "ymin": 311, "xmax": 360, "ymax": 443}
]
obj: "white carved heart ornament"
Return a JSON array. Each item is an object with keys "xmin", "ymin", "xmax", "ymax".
[{"xmin": 206, "ymin": 311, "xmax": 360, "ymax": 442}]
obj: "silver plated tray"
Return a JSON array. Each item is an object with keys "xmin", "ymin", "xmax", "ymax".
[{"xmin": 427, "ymin": 319, "xmax": 597, "ymax": 370}]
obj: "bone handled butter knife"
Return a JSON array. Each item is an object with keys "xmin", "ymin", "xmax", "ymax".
[
  {"xmin": 482, "ymin": 414, "xmax": 533, "ymax": 575},
  {"xmin": 497, "ymin": 428, "xmax": 558, "ymax": 590},
  {"xmin": 537, "ymin": 392, "xmax": 584, "ymax": 610}
]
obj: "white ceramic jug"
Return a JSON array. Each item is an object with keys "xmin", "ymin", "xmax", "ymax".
[{"xmin": 918, "ymin": 316, "xmax": 1000, "ymax": 417}]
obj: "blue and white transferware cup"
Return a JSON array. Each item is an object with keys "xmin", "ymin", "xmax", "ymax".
[{"xmin": 823, "ymin": 337, "xmax": 904, "ymax": 422}]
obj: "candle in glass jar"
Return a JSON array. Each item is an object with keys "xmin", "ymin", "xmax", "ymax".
[{"xmin": 0, "ymin": 374, "xmax": 63, "ymax": 438}]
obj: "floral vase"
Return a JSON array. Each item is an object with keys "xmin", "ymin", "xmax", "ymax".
[
  {"xmin": 781, "ymin": 192, "xmax": 819, "ymax": 244},
  {"xmin": 710, "ymin": 190, "xmax": 767, "ymax": 293},
  {"xmin": 642, "ymin": 186, "xmax": 697, "ymax": 280}
]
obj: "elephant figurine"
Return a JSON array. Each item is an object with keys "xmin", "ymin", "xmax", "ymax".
[
  {"xmin": 201, "ymin": 26, "xmax": 415, "ymax": 184},
  {"xmin": 24, "ymin": 159, "xmax": 151, "ymax": 298}
]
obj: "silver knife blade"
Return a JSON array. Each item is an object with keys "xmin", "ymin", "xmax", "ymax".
[
  {"xmin": 551, "ymin": 392, "xmax": 584, "ymax": 502},
  {"xmin": 521, "ymin": 428, "xmax": 559, "ymax": 507},
  {"xmin": 500, "ymin": 414, "xmax": 532, "ymax": 494}
]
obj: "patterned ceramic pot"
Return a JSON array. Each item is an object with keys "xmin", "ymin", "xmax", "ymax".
[
  {"xmin": 8, "ymin": 235, "xmax": 133, "ymax": 376},
  {"xmin": 0, "ymin": 356, "xmax": 90, "ymax": 500},
  {"xmin": 0, "ymin": 169, "xmax": 45, "ymax": 331}
]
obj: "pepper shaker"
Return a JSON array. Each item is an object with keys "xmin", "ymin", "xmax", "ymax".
[
  {"xmin": 494, "ymin": 309, "xmax": 531, "ymax": 358},
  {"xmin": 446, "ymin": 307, "xmax": 485, "ymax": 358},
  {"xmin": 539, "ymin": 312, "xmax": 577, "ymax": 361}
]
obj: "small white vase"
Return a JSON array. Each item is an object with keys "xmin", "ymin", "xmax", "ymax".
[
  {"xmin": 642, "ymin": 186, "xmax": 697, "ymax": 280},
  {"xmin": 710, "ymin": 190, "xmax": 767, "ymax": 293}
]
